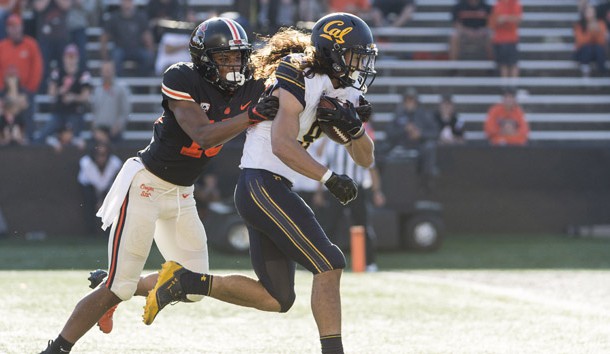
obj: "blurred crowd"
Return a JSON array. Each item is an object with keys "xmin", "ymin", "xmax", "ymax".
[
  {"xmin": 0, "ymin": 0, "xmax": 607, "ymax": 151},
  {"xmin": 0, "ymin": 0, "xmax": 605, "ymax": 240}
]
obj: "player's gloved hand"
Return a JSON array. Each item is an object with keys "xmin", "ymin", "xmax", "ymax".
[
  {"xmin": 248, "ymin": 95, "xmax": 279, "ymax": 124},
  {"xmin": 324, "ymin": 172, "xmax": 358, "ymax": 205},
  {"xmin": 317, "ymin": 96, "xmax": 365, "ymax": 139},
  {"xmin": 355, "ymin": 95, "xmax": 372, "ymax": 123}
]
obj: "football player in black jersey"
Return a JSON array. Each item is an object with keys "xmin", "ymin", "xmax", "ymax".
[
  {"xmin": 142, "ymin": 13, "xmax": 377, "ymax": 354},
  {"xmin": 40, "ymin": 17, "xmax": 279, "ymax": 354}
]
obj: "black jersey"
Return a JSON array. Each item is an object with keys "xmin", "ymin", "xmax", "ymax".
[
  {"xmin": 139, "ymin": 62, "xmax": 266, "ymax": 186},
  {"xmin": 49, "ymin": 68, "xmax": 92, "ymax": 114}
]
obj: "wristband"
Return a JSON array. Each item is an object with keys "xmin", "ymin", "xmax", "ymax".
[
  {"xmin": 320, "ymin": 169, "xmax": 333, "ymax": 183},
  {"xmin": 351, "ymin": 126, "xmax": 365, "ymax": 140}
]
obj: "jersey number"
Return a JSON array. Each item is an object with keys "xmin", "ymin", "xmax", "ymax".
[
  {"xmin": 299, "ymin": 122, "xmax": 323, "ymax": 149},
  {"xmin": 180, "ymin": 142, "xmax": 222, "ymax": 158}
]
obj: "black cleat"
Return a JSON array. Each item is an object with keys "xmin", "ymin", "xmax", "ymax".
[{"xmin": 40, "ymin": 340, "xmax": 70, "ymax": 353}]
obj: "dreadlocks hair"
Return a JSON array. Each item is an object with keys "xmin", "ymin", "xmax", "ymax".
[{"xmin": 251, "ymin": 27, "xmax": 334, "ymax": 83}]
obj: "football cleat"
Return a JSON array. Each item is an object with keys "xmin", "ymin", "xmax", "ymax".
[
  {"xmin": 142, "ymin": 261, "xmax": 189, "ymax": 325},
  {"xmin": 40, "ymin": 340, "xmax": 70, "ymax": 353},
  {"xmin": 88, "ymin": 269, "xmax": 107, "ymax": 289},
  {"xmin": 97, "ymin": 304, "xmax": 118, "ymax": 334},
  {"xmin": 86, "ymin": 269, "xmax": 117, "ymax": 334}
]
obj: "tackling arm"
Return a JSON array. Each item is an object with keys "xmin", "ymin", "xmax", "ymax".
[
  {"xmin": 172, "ymin": 95, "xmax": 278, "ymax": 149},
  {"xmin": 171, "ymin": 99, "xmax": 250, "ymax": 150}
]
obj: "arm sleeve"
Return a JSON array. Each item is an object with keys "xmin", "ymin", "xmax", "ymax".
[
  {"xmin": 276, "ymin": 55, "xmax": 306, "ymax": 107},
  {"xmin": 161, "ymin": 66, "xmax": 196, "ymax": 102}
]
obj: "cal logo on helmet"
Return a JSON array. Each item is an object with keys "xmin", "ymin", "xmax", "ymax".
[{"xmin": 320, "ymin": 20, "xmax": 353, "ymax": 44}]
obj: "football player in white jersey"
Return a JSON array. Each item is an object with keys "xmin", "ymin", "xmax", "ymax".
[{"xmin": 143, "ymin": 13, "xmax": 377, "ymax": 354}]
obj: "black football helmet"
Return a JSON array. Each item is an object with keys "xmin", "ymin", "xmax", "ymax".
[
  {"xmin": 189, "ymin": 17, "xmax": 252, "ymax": 92},
  {"xmin": 311, "ymin": 12, "xmax": 377, "ymax": 91}
]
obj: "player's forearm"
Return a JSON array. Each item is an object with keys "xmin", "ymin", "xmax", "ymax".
[
  {"xmin": 272, "ymin": 136, "xmax": 328, "ymax": 181},
  {"xmin": 192, "ymin": 114, "xmax": 250, "ymax": 149},
  {"xmin": 346, "ymin": 133, "xmax": 374, "ymax": 168}
]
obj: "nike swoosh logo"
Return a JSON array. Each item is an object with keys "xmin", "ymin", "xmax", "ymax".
[{"xmin": 240, "ymin": 101, "xmax": 252, "ymax": 110}]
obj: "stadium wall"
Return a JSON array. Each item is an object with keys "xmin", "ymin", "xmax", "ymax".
[{"xmin": 0, "ymin": 144, "xmax": 609, "ymax": 237}]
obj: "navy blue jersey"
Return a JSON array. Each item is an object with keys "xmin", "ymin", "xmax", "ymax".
[{"xmin": 139, "ymin": 62, "xmax": 266, "ymax": 186}]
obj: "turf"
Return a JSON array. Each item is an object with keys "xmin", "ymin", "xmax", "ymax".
[
  {"xmin": 2, "ymin": 233, "xmax": 610, "ymax": 353},
  {"xmin": 3, "ymin": 270, "xmax": 610, "ymax": 353}
]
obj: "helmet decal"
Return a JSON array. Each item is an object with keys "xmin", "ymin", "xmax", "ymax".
[
  {"xmin": 219, "ymin": 18, "xmax": 240, "ymax": 41},
  {"xmin": 320, "ymin": 20, "xmax": 353, "ymax": 44}
]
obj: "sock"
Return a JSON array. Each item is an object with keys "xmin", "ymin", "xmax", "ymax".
[
  {"xmin": 180, "ymin": 272, "xmax": 213, "ymax": 296},
  {"xmin": 53, "ymin": 335, "xmax": 73, "ymax": 353},
  {"xmin": 320, "ymin": 334, "xmax": 343, "ymax": 354}
]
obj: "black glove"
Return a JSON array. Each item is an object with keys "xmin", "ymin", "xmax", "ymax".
[
  {"xmin": 317, "ymin": 96, "xmax": 365, "ymax": 139},
  {"xmin": 324, "ymin": 172, "xmax": 358, "ymax": 205},
  {"xmin": 248, "ymin": 95, "xmax": 279, "ymax": 124},
  {"xmin": 356, "ymin": 95, "xmax": 372, "ymax": 123}
]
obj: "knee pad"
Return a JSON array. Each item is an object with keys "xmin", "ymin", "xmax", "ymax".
[
  {"xmin": 326, "ymin": 244, "xmax": 346, "ymax": 270},
  {"xmin": 110, "ymin": 282, "xmax": 137, "ymax": 301}
]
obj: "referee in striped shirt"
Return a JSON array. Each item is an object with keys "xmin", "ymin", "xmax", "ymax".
[{"xmin": 317, "ymin": 137, "xmax": 386, "ymax": 272}]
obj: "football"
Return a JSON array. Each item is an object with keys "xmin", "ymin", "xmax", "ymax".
[{"xmin": 317, "ymin": 96, "xmax": 352, "ymax": 145}]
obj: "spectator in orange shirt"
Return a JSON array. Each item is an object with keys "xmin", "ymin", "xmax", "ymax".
[
  {"xmin": 0, "ymin": 13, "xmax": 44, "ymax": 142},
  {"xmin": 484, "ymin": 87, "xmax": 529, "ymax": 146},
  {"xmin": 489, "ymin": 0, "xmax": 522, "ymax": 78},
  {"xmin": 574, "ymin": 4, "xmax": 608, "ymax": 77}
]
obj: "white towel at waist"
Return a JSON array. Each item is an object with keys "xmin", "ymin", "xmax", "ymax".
[{"xmin": 96, "ymin": 157, "xmax": 145, "ymax": 230}]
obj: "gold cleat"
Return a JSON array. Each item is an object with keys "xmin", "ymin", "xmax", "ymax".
[{"xmin": 142, "ymin": 261, "xmax": 189, "ymax": 325}]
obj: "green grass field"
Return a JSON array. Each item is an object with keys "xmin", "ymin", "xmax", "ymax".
[{"xmin": 2, "ymin": 234, "xmax": 610, "ymax": 353}]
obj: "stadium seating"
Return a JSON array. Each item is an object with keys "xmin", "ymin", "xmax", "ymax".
[{"xmin": 32, "ymin": 0, "xmax": 610, "ymax": 145}]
